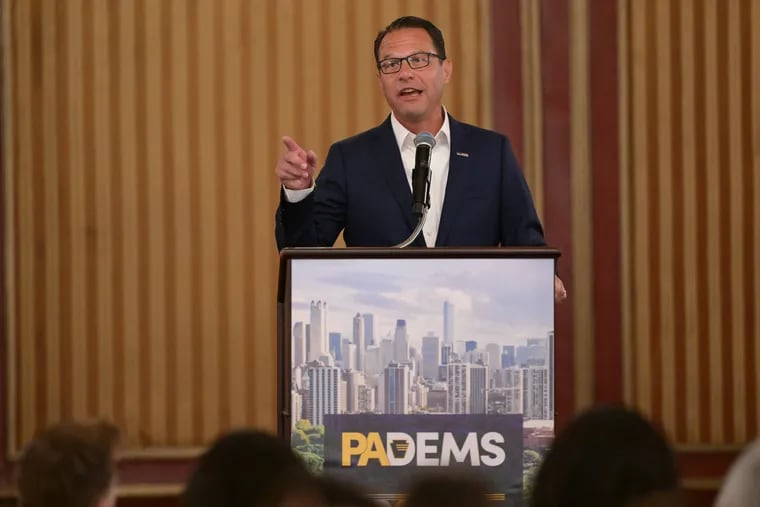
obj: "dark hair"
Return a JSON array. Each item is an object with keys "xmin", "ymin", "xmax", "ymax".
[
  {"xmin": 373, "ymin": 16, "xmax": 447, "ymax": 63},
  {"xmin": 529, "ymin": 406, "xmax": 680, "ymax": 507},
  {"xmin": 182, "ymin": 430, "xmax": 318, "ymax": 507},
  {"xmin": 17, "ymin": 421, "xmax": 120, "ymax": 507}
]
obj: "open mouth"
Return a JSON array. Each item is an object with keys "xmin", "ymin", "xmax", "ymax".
[{"xmin": 399, "ymin": 88, "xmax": 423, "ymax": 97}]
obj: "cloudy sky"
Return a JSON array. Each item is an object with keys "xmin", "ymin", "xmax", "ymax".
[{"xmin": 290, "ymin": 257, "xmax": 555, "ymax": 351}]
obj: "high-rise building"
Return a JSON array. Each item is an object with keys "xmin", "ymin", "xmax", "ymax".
[
  {"xmin": 365, "ymin": 345, "xmax": 381, "ymax": 376},
  {"xmin": 443, "ymin": 301, "xmax": 455, "ymax": 344},
  {"xmin": 305, "ymin": 360, "xmax": 340, "ymax": 426},
  {"xmin": 353, "ymin": 313, "xmax": 365, "ymax": 372},
  {"xmin": 393, "ymin": 320, "xmax": 409, "ymax": 362},
  {"xmin": 362, "ymin": 313, "xmax": 375, "ymax": 348},
  {"xmin": 343, "ymin": 370, "xmax": 364, "ymax": 413},
  {"xmin": 501, "ymin": 345, "xmax": 516, "ymax": 368},
  {"xmin": 341, "ymin": 339, "xmax": 356, "ymax": 371},
  {"xmin": 454, "ymin": 340, "xmax": 466, "ymax": 357},
  {"xmin": 485, "ymin": 343, "xmax": 501, "ymax": 374},
  {"xmin": 309, "ymin": 301, "xmax": 328, "ymax": 362},
  {"xmin": 384, "ymin": 362, "xmax": 410, "ymax": 414},
  {"xmin": 380, "ymin": 338, "xmax": 394, "ymax": 368},
  {"xmin": 470, "ymin": 363, "xmax": 488, "ymax": 414},
  {"xmin": 421, "ymin": 334, "xmax": 441, "ymax": 381},
  {"xmin": 291, "ymin": 390, "xmax": 303, "ymax": 426},
  {"xmin": 465, "ymin": 340, "xmax": 478, "ymax": 352},
  {"xmin": 427, "ymin": 382, "xmax": 448, "ymax": 413},
  {"xmin": 523, "ymin": 366, "xmax": 550, "ymax": 420},
  {"xmin": 293, "ymin": 322, "xmax": 306, "ymax": 367},
  {"xmin": 547, "ymin": 331, "xmax": 554, "ymax": 417},
  {"xmin": 329, "ymin": 332, "xmax": 342, "ymax": 362},
  {"xmin": 446, "ymin": 361, "xmax": 470, "ymax": 414},
  {"xmin": 441, "ymin": 343, "xmax": 453, "ymax": 365},
  {"xmin": 357, "ymin": 385, "xmax": 376, "ymax": 413}
]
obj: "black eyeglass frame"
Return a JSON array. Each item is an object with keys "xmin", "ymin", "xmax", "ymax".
[{"xmin": 376, "ymin": 52, "xmax": 446, "ymax": 74}]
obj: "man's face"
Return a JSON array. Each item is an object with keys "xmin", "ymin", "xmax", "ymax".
[{"xmin": 376, "ymin": 28, "xmax": 452, "ymax": 127}]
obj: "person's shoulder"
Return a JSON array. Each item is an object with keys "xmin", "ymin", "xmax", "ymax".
[
  {"xmin": 332, "ymin": 118, "xmax": 391, "ymax": 149},
  {"xmin": 449, "ymin": 116, "xmax": 508, "ymax": 144}
]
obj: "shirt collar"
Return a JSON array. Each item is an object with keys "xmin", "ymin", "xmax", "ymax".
[{"xmin": 390, "ymin": 106, "xmax": 450, "ymax": 152}]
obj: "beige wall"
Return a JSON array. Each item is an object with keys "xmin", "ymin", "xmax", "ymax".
[
  {"xmin": 2, "ymin": 0, "xmax": 491, "ymax": 454},
  {"xmin": 621, "ymin": 0, "xmax": 760, "ymax": 446}
]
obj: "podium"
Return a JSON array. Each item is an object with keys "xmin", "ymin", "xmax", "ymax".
[{"xmin": 277, "ymin": 247, "xmax": 559, "ymax": 506}]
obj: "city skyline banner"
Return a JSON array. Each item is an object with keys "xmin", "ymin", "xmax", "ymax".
[
  {"xmin": 323, "ymin": 414, "xmax": 523, "ymax": 506},
  {"xmin": 283, "ymin": 252, "xmax": 557, "ymax": 506}
]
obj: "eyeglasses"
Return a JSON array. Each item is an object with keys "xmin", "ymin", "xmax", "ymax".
[{"xmin": 376, "ymin": 52, "xmax": 445, "ymax": 74}]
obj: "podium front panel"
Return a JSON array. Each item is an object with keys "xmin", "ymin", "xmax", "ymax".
[{"xmin": 279, "ymin": 249, "xmax": 557, "ymax": 507}]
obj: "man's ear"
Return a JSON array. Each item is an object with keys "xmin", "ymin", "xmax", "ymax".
[{"xmin": 443, "ymin": 58, "xmax": 453, "ymax": 84}]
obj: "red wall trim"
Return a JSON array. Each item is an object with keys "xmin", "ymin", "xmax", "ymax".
[
  {"xmin": 538, "ymin": 0, "xmax": 574, "ymax": 429},
  {"xmin": 588, "ymin": 0, "xmax": 623, "ymax": 402}
]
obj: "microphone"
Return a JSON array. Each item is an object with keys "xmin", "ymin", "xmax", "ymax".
[{"xmin": 412, "ymin": 132, "xmax": 436, "ymax": 217}]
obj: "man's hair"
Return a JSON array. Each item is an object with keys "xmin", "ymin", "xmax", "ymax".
[
  {"xmin": 373, "ymin": 16, "xmax": 447, "ymax": 63},
  {"xmin": 17, "ymin": 421, "xmax": 120, "ymax": 507},
  {"xmin": 529, "ymin": 405, "xmax": 680, "ymax": 507},
  {"xmin": 182, "ymin": 430, "xmax": 317, "ymax": 507}
]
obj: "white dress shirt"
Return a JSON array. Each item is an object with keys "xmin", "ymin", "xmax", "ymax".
[
  {"xmin": 389, "ymin": 110, "xmax": 451, "ymax": 247},
  {"xmin": 283, "ymin": 109, "xmax": 452, "ymax": 247}
]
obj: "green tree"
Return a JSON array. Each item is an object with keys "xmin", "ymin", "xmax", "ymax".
[{"xmin": 295, "ymin": 419, "xmax": 312, "ymax": 432}]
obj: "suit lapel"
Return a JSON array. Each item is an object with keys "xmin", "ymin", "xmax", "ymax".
[
  {"xmin": 436, "ymin": 116, "xmax": 469, "ymax": 246},
  {"xmin": 371, "ymin": 117, "xmax": 417, "ymax": 234}
]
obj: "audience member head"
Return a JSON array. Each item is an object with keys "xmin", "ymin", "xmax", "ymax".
[
  {"xmin": 529, "ymin": 405, "xmax": 682, "ymax": 507},
  {"xmin": 182, "ymin": 429, "xmax": 322, "ymax": 507},
  {"xmin": 403, "ymin": 471, "xmax": 491, "ymax": 507},
  {"xmin": 17, "ymin": 420, "xmax": 120, "ymax": 507},
  {"xmin": 714, "ymin": 438, "xmax": 760, "ymax": 507}
]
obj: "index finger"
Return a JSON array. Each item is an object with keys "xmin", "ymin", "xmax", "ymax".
[{"xmin": 282, "ymin": 136, "xmax": 306, "ymax": 156}]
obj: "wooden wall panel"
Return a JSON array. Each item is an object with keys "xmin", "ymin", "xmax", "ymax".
[
  {"xmin": 621, "ymin": 0, "xmax": 760, "ymax": 446},
  {"xmin": 2, "ymin": 0, "xmax": 492, "ymax": 457}
]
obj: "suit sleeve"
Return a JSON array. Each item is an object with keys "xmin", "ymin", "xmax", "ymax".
[
  {"xmin": 499, "ymin": 136, "xmax": 547, "ymax": 247},
  {"xmin": 275, "ymin": 143, "xmax": 348, "ymax": 250}
]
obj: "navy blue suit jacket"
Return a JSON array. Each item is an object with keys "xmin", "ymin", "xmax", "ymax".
[{"xmin": 275, "ymin": 114, "xmax": 545, "ymax": 249}]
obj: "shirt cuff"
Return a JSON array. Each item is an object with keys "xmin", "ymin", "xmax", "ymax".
[{"xmin": 283, "ymin": 183, "xmax": 315, "ymax": 203}]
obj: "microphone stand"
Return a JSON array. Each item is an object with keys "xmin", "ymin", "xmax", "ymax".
[{"xmin": 393, "ymin": 207, "xmax": 428, "ymax": 248}]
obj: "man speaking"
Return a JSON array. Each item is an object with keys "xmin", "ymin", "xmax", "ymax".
[{"xmin": 274, "ymin": 16, "xmax": 567, "ymax": 302}]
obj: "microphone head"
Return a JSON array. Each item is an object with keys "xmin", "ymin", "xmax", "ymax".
[{"xmin": 413, "ymin": 131, "xmax": 436, "ymax": 149}]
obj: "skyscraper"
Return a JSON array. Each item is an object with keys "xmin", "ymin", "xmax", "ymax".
[
  {"xmin": 384, "ymin": 362, "xmax": 410, "ymax": 414},
  {"xmin": 470, "ymin": 363, "xmax": 488, "ymax": 414},
  {"xmin": 309, "ymin": 301, "xmax": 328, "ymax": 362},
  {"xmin": 465, "ymin": 340, "xmax": 478, "ymax": 352},
  {"xmin": 446, "ymin": 361, "xmax": 470, "ymax": 414},
  {"xmin": 305, "ymin": 360, "xmax": 340, "ymax": 426},
  {"xmin": 421, "ymin": 334, "xmax": 441, "ymax": 381},
  {"xmin": 502, "ymin": 345, "xmax": 516, "ymax": 368},
  {"xmin": 523, "ymin": 366, "xmax": 550, "ymax": 419},
  {"xmin": 393, "ymin": 320, "xmax": 409, "ymax": 363},
  {"xmin": 329, "ymin": 332, "xmax": 342, "ymax": 362},
  {"xmin": 293, "ymin": 322, "xmax": 306, "ymax": 366},
  {"xmin": 443, "ymin": 301, "xmax": 455, "ymax": 344},
  {"xmin": 441, "ymin": 343, "xmax": 453, "ymax": 365},
  {"xmin": 485, "ymin": 343, "xmax": 501, "ymax": 374},
  {"xmin": 353, "ymin": 313, "xmax": 365, "ymax": 372},
  {"xmin": 341, "ymin": 339, "xmax": 356, "ymax": 371},
  {"xmin": 362, "ymin": 313, "xmax": 375, "ymax": 349}
]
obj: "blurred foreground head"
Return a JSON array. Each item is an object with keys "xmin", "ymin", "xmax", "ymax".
[
  {"xmin": 529, "ymin": 405, "xmax": 683, "ymax": 507},
  {"xmin": 17, "ymin": 420, "xmax": 120, "ymax": 507},
  {"xmin": 182, "ymin": 430, "xmax": 323, "ymax": 507}
]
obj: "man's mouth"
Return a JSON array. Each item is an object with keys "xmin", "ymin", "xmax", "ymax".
[{"xmin": 399, "ymin": 88, "xmax": 423, "ymax": 97}]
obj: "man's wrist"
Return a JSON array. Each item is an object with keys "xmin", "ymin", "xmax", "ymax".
[{"xmin": 282, "ymin": 182, "xmax": 315, "ymax": 203}]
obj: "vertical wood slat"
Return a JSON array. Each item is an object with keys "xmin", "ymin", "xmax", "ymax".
[
  {"xmin": 4, "ymin": 0, "xmax": 492, "ymax": 453},
  {"xmin": 569, "ymin": 0, "xmax": 593, "ymax": 410},
  {"xmin": 623, "ymin": 0, "xmax": 759, "ymax": 445},
  {"xmin": 753, "ymin": 0, "xmax": 760, "ymax": 436}
]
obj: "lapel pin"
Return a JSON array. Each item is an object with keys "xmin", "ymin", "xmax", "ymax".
[{"xmin": 456, "ymin": 152, "xmax": 469, "ymax": 158}]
